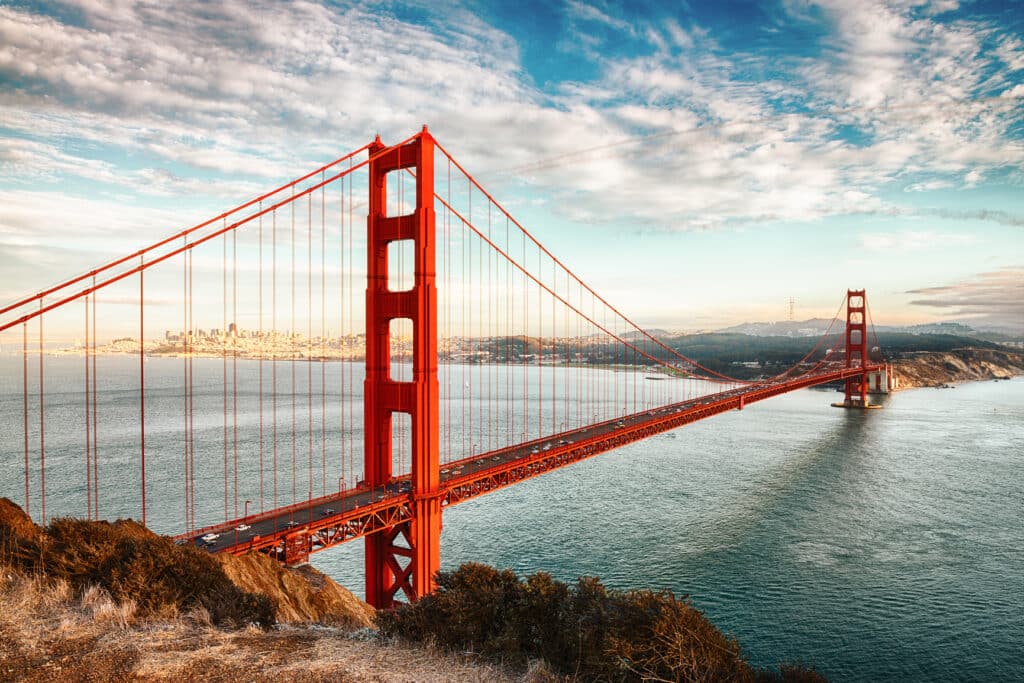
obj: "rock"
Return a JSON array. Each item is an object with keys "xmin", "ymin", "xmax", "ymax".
[
  {"xmin": 893, "ymin": 348, "xmax": 1024, "ymax": 389},
  {"xmin": 217, "ymin": 552, "xmax": 375, "ymax": 628}
]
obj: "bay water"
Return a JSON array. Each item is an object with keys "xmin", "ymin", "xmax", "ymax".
[{"xmin": 1, "ymin": 355, "xmax": 1020, "ymax": 680}]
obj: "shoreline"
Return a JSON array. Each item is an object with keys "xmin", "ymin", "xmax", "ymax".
[
  {"xmin": 29, "ymin": 346, "xmax": 1024, "ymax": 391},
  {"xmin": 890, "ymin": 348, "xmax": 1024, "ymax": 390}
]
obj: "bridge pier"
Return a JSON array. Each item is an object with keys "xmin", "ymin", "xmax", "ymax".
[{"xmin": 364, "ymin": 128, "xmax": 441, "ymax": 608}]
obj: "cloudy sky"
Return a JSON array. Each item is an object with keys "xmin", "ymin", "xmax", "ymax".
[{"xmin": 1, "ymin": 0, "xmax": 1022, "ymax": 334}]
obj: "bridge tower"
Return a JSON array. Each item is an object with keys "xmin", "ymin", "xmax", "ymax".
[
  {"xmin": 842, "ymin": 289, "xmax": 870, "ymax": 408},
  {"xmin": 364, "ymin": 127, "xmax": 441, "ymax": 608}
]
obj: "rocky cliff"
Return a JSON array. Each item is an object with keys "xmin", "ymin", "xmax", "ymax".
[
  {"xmin": 892, "ymin": 347, "xmax": 1024, "ymax": 389},
  {"xmin": 217, "ymin": 552, "xmax": 374, "ymax": 628}
]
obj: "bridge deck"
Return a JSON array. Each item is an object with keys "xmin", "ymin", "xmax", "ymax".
[{"xmin": 178, "ymin": 364, "xmax": 880, "ymax": 561}]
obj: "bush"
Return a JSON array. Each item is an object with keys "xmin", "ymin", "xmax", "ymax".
[
  {"xmin": 0, "ymin": 499, "xmax": 273, "ymax": 628},
  {"xmin": 379, "ymin": 563, "xmax": 826, "ymax": 682}
]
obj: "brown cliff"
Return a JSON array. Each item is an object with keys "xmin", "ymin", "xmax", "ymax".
[
  {"xmin": 216, "ymin": 552, "xmax": 374, "ymax": 628},
  {"xmin": 892, "ymin": 348, "xmax": 1024, "ymax": 389}
]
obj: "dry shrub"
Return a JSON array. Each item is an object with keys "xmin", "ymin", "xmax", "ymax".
[
  {"xmin": 379, "ymin": 563, "xmax": 827, "ymax": 682},
  {"xmin": 0, "ymin": 498, "xmax": 273, "ymax": 628}
]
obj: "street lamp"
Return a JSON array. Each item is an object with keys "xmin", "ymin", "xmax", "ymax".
[
  {"xmin": 243, "ymin": 499, "xmax": 251, "ymax": 522},
  {"xmin": 338, "ymin": 476, "xmax": 346, "ymax": 493}
]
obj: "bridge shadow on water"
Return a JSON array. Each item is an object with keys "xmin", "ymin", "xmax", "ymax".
[{"xmin": 694, "ymin": 394, "xmax": 891, "ymax": 556}]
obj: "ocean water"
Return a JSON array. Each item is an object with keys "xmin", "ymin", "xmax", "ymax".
[
  {"xmin": 1, "ymin": 356, "xmax": 1021, "ymax": 680},
  {"xmin": 313, "ymin": 376, "xmax": 1024, "ymax": 681}
]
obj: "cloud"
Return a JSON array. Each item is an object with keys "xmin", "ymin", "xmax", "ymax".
[
  {"xmin": 858, "ymin": 230, "xmax": 978, "ymax": 251},
  {"xmin": 0, "ymin": 0, "xmax": 1021, "ymax": 243},
  {"xmin": 906, "ymin": 267, "xmax": 1024, "ymax": 331},
  {"xmin": 565, "ymin": 0, "xmax": 635, "ymax": 35},
  {"xmin": 922, "ymin": 208, "xmax": 1024, "ymax": 227},
  {"xmin": 904, "ymin": 179, "xmax": 953, "ymax": 192}
]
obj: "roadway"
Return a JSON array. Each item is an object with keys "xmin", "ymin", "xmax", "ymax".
[{"xmin": 180, "ymin": 362, "xmax": 878, "ymax": 559}]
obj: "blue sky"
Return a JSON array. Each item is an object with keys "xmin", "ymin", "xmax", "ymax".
[{"xmin": 0, "ymin": 0, "xmax": 1022, "ymax": 334}]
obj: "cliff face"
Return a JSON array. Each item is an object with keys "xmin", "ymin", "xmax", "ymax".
[
  {"xmin": 892, "ymin": 348, "xmax": 1024, "ymax": 389},
  {"xmin": 216, "ymin": 552, "xmax": 374, "ymax": 628}
]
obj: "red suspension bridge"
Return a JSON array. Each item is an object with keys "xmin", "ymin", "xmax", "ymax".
[{"xmin": 0, "ymin": 127, "xmax": 890, "ymax": 608}]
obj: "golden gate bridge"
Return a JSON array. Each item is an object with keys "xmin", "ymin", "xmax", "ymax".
[{"xmin": 0, "ymin": 127, "xmax": 889, "ymax": 608}]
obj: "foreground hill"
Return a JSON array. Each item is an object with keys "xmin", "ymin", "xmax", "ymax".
[
  {"xmin": 0, "ymin": 499, "xmax": 515, "ymax": 681},
  {"xmin": 0, "ymin": 499, "xmax": 828, "ymax": 681}
]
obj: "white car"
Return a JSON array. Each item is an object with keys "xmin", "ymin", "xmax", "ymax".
[
  {"xmin": 234, "ymin": 524, "xmax": 251, "ymax": 532},
  {"xmin": 201, "ymin": 533, "xmax": 219, "ymax": 543}
]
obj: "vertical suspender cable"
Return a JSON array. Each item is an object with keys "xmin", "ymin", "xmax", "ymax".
[
  {"xmin": 93, "ymin": 278, "xmax": 99, "ymax": 521},
  {"xmin": 140, "ymin": 265, "xmax": 147, "ymax": 527},
  {"xmin": 84, "ymin": 297, "xmax": 91, "ymax": 519},
  {"xmin": 291, "ymin": 189, "xmax": 297, "ymax": 507},
  {"xmin": 272, "ymin": 208, "xmax": 278, "ymax": 510},
  {"xmin": 233, "ymin": 228, "xmax": 238, "ymax": 519},
  {"xmin": 223, "ymin": 228, "xmax": 229, "ymax": 522},
  {"xmin": 320, "ymin": 174, "xmax": 326, "ymax": 496},
  {"xmin": 347, "ymin": 163, "xmax": 354, "ymax": 486},
  {"xmin": 308, "ymin": 192, "xmax": 314, "ymax": 505},
  {"xmin": 23, "ymin": 322, "xmax": 29, "ymax": 519},
  {"xmin": 188, "ymin": 249, "xmax": 195, "ymax": 530},
  {"xmin": 183, "ymin": 247, "xmax": 189, "ymax": 530},
  {"xmin": 338, "ymin": 173, "xmax": 345, "ymax": 492},
  {"xmin": 446, "ymin": 158, "xmax": 452, "ymax": 465},
  {"xmin": 39, "ymin": 301, "xmax": 45, "ymax": 525},
  {"xmin": 259, "ymin": 205, "xmax": 265, "ymax": 513}
]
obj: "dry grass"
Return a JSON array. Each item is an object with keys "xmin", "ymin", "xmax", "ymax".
[
  {"xmin": 0, "ymin": 500, "xmax": 547, "ymax": 681},
  {"xmin": 0, "ymin": 573, "xmax": 545, "ymax": 682}
]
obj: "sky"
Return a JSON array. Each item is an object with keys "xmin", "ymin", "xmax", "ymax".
[{"xmin": 1, "ymin": 0, "xmax": 1022, "ymax": 336}]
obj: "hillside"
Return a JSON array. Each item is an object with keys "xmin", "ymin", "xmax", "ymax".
[
  {"xmin": 0, "ymin": 500, "xmax": 826, "ymax": 681},
  {"xmin": 892, "ymin": 348, "xmax": 1024, "ymax": 388},
  {"xmin": 661, "ymin": 331, "xmax": 1012, "ymax": 380},
  {"xmin": 0, "ymin": 500, "xmax": 518, "ymax": 682}
]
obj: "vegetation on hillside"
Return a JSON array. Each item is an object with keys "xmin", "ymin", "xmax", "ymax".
[
  {"xmin": 380, "ymin": 562, "xmax": 825, "ymax": 682},
  {"xmin": 0, "ymin": 498, "xmax": 273, "ymax": 627},
  {"xmin": 661, "ymin": 332, "xmax": 1008, "ymax": 379}
]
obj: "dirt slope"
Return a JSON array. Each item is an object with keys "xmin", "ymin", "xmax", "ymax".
[{"xmin": 217, "ymin": 552, "xmax": 374, "ymax": 628}]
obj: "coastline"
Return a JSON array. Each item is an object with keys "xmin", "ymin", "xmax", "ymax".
[{"xmin": 890, "ymin": 348, "xmax": 1024, "ymax": 390}]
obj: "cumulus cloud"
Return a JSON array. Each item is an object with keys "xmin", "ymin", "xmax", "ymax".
[{"xmin": 0, "ymin": 0, "xmax": 1021, "ymax": 242}]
